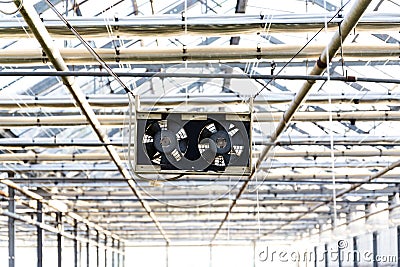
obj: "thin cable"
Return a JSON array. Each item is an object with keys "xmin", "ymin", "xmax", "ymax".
[
  {"xmin": 227, "ymin": 176, "xmax": 231, "ymax": 241},
  {"xmin": 43, "ymin": 0, "xmax": 132, "ymax": 95},
  {"xmin": 184, "ymin": 0, "xmax": 188, "ymax": 35},
  {"xmin": 249, "ymin": 13, "xmax": 274, "ymax": 77},
  {"xmin": 323, "ymin": 0, "xmax": 338, "ymax": 228},
  {"xmin": 256, "ymin": 176, "xmax": 261, "ymax": 238},
  {"xmin": 252, "ymin": 0, "xmax": 350, "ymax": 100}
]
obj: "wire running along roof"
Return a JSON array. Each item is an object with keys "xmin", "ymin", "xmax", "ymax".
[{"xmin": 0, "ymin": 0, "xmax": 399, "ymax": 245}]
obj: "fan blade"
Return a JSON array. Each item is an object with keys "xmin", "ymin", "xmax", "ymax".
[
  {"xmin": 206, "ymin": 123, "xmax": 218, "ymax": 134},
  {"xmin": 152, "ymin": 152, "xmax": 161, "ymax": 165},
  {"xmin": 176, "ymin": 128, "xmax": 187, "ymax": 140},
  {"xmin": 228, "ymin": 123, "xmax": 239, "ymax": 137},
  {"xmin": 143, "ymin": 134, "xmax": 154, "ymax": 144},
  {"xmin": 214, "ymin": 155, "xmax": 225, "ymax": 167},
  {"xmin": 146, "ymin": 122, "xmax": 161, "ymax": 136},
  {"xmin": 170, "ymin": 149, "xmax": 182, "ymax": 161},
  {"xmin": 232, "ymin": 145, "xmax": 244, "ymax": 157},
  {"xmin": 199, "ymin": 123, "xmax": 216, "ymax": 141},
  {"xmin": 159, "ymin": 120, "xmax": 168, "ymax": 130}
]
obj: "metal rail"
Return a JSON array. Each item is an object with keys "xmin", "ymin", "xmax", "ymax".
[
  {"xmin": 0, "ymin": 71, "xmax": 400, "ymax": 85},
  {"xmin": 0, "ymin": 110, "xmax": 398, "ymax": 127},
  {"xmin": 0, "ymin": 13, "xmax": 398, "ymax": 38},
  {"xmin": 0, "ymin": 93, "xmax": 399, "ymax": 109},
  {"xmin": 1, "ymin": 43, "xmax": 398, "ymax": 65}
]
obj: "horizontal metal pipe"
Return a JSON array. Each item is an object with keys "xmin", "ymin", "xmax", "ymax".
[
  {"xmin": 0, "ymin": 71, "xmax": 399, "ymax": 85},
  {"xmin": 0, "ymin": 147, "xmax": 398, "ymax": 162},
  {"xmin": 0, "ymin": 135, "xmax": 398, "ymax": 149},
  {"xmin": 0, "ymin": 110, "xmax": 398, "ymax": 127},
  {"xmin": 0, "ymin": 13, "xmax": 397, "ymax": 39},
  {"xmin": 0, "ymin": 43, "xmax": 398, "ymax": 65},
  {"xmin": 0, "ymin": 160, "xmax": 396, "ymax": 172},
  {"xmin": 9, "ymin": 175, "xmax": 400, "ymax": 184},
  {"xmin": 0, "ymin": 93, "xmax": 399, "ymax": 109}
]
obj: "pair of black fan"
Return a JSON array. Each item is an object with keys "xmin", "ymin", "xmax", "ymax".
[{"xmin": 142, "ymin": 118, "xmax": 245, "ymax": 172}]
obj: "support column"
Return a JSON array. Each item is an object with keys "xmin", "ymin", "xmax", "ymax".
[
  {"xmin": 111, "ymin": 238, "xmax": 115, "ymax": 267},
  {"xmin": 397, "ymin": 226, "xmax": 400, "ymax": 267},
  {"xmin": 86, "ymin": 225, "xmax": 90, "ymax": 267},
  {"xmin": 37, "ymin": 201, "xmax": 43, "ymax": 267},
  {"xmin": 74, "ymin": 220, "xmax": 78, "ymax": 267},
  {"xmin": 122, "ymin": 243, "xmax": 125, "ymax": 267},
  {"xmin": 8, "ymin": 186, "xmax": 15, "ymax": 267},
  {"xmin": 353, "ymin": 236, "xmax": 358, "ymax": 267},
  {"xmin": 324, "ymin": 243, "xmax": 328, "ymax": 267},
  {"xmin": 117, "ymin": 240, "xmax": 121, "ymax": 267},
  {"xmin": 372, "ymin": 231, "xmax": 378, "ymax": 267},
  {"xmin": 209, "ymin": 244, "xmax": 212, "ymax": 267},
  {"xmin": 56, "ymin": 212, "xmax": 63, "ymax": 267},
  {"xmin": 314, "ymin": 246, "xmax": 317, "ymax": 267},
  {"xmin": 96, "ymin": 230, "xmax": 100, "ymax": 267},
  {"xmin": 104, "ymin": 236, "xmax": 108, "ymax": 267},
  {"xmin": 166, "ymin": 243, "xmax": 169, "ymax": 267},
  {"xmin": 79, "ymin": 237, "xmax": 83, "ymax": 267},
  {"xmin": 252, "ymin": 242, "xmax": 255, "ymax": 267}
]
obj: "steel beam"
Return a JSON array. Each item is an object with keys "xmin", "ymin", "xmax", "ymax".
[
  {"xmin": 14, "ymin": 0, "xmax": 169, "ymax": 243},
  {"xmin": 210, "ymin": 0, "xmax": 373, "ymax": 242},
  {"xmin": 8, "ymin": 186, "xmax": 15, "ymax": 267}
]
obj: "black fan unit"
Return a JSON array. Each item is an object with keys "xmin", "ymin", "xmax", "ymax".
[
  {"xmin": 197, "ymin": 119, "xmax": 247, "ymax": 172},
  {"xmin": 134, "ymin": 112, "xmax": 251, "ymax": 175},
  {"xmin": 140, "ymin": 115, "xmax": 188, "ymax": 170}
]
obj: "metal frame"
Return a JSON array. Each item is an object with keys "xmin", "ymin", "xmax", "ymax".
[{"xmin": 0, "ymin": 0, "xmax": 398, "ymax": 261}]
